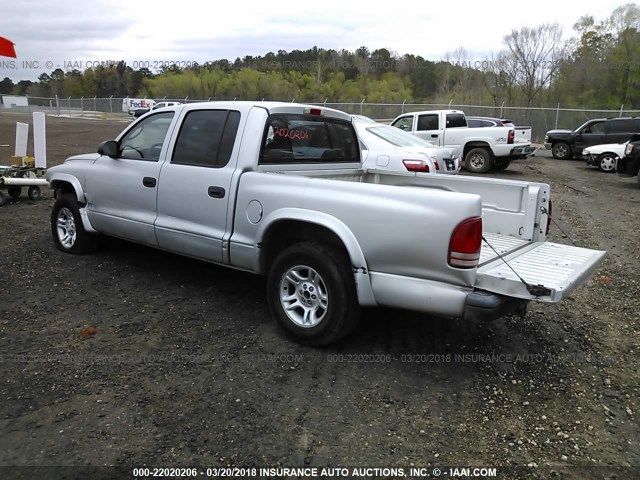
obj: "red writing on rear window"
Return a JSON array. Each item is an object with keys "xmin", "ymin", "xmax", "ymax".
[{"xmin": 273, "ymin": 127, "xmax": 310, "ymax": 140}]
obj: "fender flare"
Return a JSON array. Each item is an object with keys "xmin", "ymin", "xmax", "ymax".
[
  {"xmin": 257, "ymin": 208, "xmax": 376, "ymax": 307},
  {"xmin": 48, "ymin": 173, "xmax": 86, "ymax": 204}
]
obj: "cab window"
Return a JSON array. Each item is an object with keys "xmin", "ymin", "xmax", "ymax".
[
  {"xmin": 391, "ymin": 116, "xmax": 414, "ymax": 132},
  {"xmin": 583, "ymin": 121, "xmax": 605, "ymax": 134},
  {"xmin": 417, "ymin": 114, "xmax": 439, "ymax": 131},
  {"xmin": 446, "ymin": 113, "xmax": 467, "ymax": 128},
  {"xmin": 172, "ymin": 110, "xmax": 240, "ymax": 168},
  {"xmin": 119, "ymin": 112, "xmax": 174, "ymax": 161}
]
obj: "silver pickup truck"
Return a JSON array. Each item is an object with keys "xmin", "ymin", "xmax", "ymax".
[{"xmin": 46, "ymin": 102, "xmax": 606, "ymax": 345}]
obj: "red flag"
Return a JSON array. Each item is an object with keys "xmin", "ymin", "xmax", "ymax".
[{"xmin": 0, "ymin": 36, "xmax": 17, "ymax": 58}]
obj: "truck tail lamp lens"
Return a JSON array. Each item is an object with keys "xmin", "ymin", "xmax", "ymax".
[
  {"xmin": 508, "ymin": 129, "xmax": 515, "ymax": 144},
  {"xmin": 448, "ymin": 216, "xmax": 482, "ymax": 269},
  {"xmin": 402, "ymin": 159, "xmax": 430, "ymax": 172},
  {"xmin": 304, "ymin": 107, "xmax": 323, "ymax": 116}
]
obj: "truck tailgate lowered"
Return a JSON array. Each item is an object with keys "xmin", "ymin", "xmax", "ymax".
[{"xmin": 476, "ymin": 241, "xmax": 606, "ymax": 302}]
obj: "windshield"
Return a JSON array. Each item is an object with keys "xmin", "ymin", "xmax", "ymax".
[{"xmin": 365, "ymin": 125, "xmax": 434, "ymax": 147}]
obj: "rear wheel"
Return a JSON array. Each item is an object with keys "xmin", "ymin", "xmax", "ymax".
[
  {"xmin": 552, "ymin": 141, "xmax": 571, "ymax": 160},
  {"xmin": 597, "ymin": 153, "xmax": 617, "ymax": 173},
  {"xmin": 51, "ymin": 194, "xmax": 100, "ymax": 254},
  {"xmin": 267, "ymin": 242, "xmax": 360, "ymax": 346},
  {"xmin": 28, "ymin": 186, "xmax": 41, "ymax": 200},
  {"xmin": 464, "ymin": 148, "xmax": 493, "ymax": 173},
  {"xmin": 0, "ymin": 192, "xmax": 6, "ymax": 207}
]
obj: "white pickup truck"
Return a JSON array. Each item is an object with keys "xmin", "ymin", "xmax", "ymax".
[
  {"xmin": 391, "ymin": 110, "xmax": 535, "ymax": 173},
  {"xmin": 46, "ymin": 102, "xmax": 606, "ymax": 346}
]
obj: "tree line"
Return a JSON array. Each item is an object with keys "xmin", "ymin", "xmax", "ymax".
[{"xmin": 1, "ymin": 4, "xmax": 639, "ymax": 109}]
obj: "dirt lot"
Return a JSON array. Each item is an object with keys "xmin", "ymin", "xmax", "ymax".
[{"xmin": 0, "ymin": 112, "xmax": 638, "ymax": 479}]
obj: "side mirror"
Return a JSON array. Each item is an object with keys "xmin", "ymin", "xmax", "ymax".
[{"xmin": 98, "ymin": 140, "xmax": 119, "ymax": 157}]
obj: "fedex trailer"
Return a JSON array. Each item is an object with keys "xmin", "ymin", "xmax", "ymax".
[{"xmin": 122, "ymin": 98, "xmax": 156, "ymax": 115}]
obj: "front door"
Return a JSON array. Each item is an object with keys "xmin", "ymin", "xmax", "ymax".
[
  {"xmin": 85, "ymin": 111, "xmax": 176, "ymax": 245},
  {"xmin": 575, "ymin": 120, "xmax": 606, "ymax": 151},
  {"xmin": 154, "ymin": 109, "xmax": 242, "ymax": 263}
]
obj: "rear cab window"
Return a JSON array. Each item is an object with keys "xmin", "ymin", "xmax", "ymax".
[{"xmin": 259, "ymin": 114, "xmax": 360, "ymax": 165}]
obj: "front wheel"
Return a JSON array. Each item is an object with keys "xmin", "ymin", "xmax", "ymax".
[
  {"xmin": 464, "ymin": 148, "xmax": 493, "ymax": 173},
  {"xmin": 597, "ymin": 153, "xmax": 617, "ymax": 173},
  {"xmin": 267, "ymin": 242, "xmax": 360, "ymax": 346},
  {"xmin": 552, "ymin": 142, "xmax": 572, "ymax": 160},
  {"xmin": 51, "ymin": 194, "xmax": 100, "ymax": 254}
]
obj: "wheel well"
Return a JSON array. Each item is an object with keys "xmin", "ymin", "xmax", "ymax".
[
  {"xmin": 51, "ymin": 180, "xmax": 77, "ymax": 199},
  {"xmin": 260, "ymin": 221, "xmax": 350, "ymax": 274},
  {"xmin": 597, "ymin": 152, "xmax": 617, "ymax": 158},
  {"xmin": 463, "ymin": 142, "xmax": 492, "ymax": 158}
]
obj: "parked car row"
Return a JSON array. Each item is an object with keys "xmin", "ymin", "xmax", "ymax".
[{"xmin": 545, "ymin": 117, "xmax": 640, "ymax": 179}]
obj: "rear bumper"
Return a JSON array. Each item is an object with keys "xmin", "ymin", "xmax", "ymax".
[
  {"xmin": 509, "ymin": 145, "xmax": 536, "ymax": 157},
  {"xmin": 464, "ymin": 290, "xmax": 528, "ymax": 322},
  {"xmin": 368, "ymin": 272, "xmax": 527, "ymax": 321}
]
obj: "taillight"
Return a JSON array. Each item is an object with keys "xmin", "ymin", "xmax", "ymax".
[
  {"xmin": 434, "ymin": 160, "xmax": 440, "ymax": 171},
  {"xmin": 402, "ymin": 159, "xmax": 430, "ymax": 172},
  {"xmin": 546, "ymin": 200, "xmax": 552, "ymax": 236},
  {"xmin": 507, "ymin": 129, "xmax": 515, "ymax": 144},
  {"xmin": 448, "ymin": 216, "xmax": 482, "ymax": 269}
]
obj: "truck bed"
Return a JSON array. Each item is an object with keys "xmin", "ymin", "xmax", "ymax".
[{"xmin": 273, "ymin": 167, "xmax": 604, "ymax": 303}]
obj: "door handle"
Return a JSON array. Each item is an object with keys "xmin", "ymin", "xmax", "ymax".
[
  {"xmin": 208, "ymin": 186, "xmax": 225, "ymax": 198},
  {"xmin": 431, "ymin": 134, "xmax": 439, "ymax": 138},
  {"xmin": 143, "ymin": 177, "xmax": 156, "ymax": 188}
]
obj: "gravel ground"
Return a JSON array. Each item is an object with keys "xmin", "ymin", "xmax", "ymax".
[{"xmin": 0, "ymin": 112, "xmax": 638, "ymax": 479}]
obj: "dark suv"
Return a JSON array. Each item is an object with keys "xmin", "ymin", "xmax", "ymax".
[{"xmin": 545, "ymin": 117, "xmax": 640, "ymax": 160}]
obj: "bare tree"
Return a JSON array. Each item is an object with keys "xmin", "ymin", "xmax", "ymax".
[
  {"xmin": 503, "ymin": 23, "xmax": 565, "ymax": 106},
  {"xmin": 483, "ymin": 51, "xmax": 517, "ymax": 109}
]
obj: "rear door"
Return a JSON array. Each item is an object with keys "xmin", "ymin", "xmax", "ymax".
[
  {"xmin": 475, "ymin": 240, "xmax": 606, "ymax": 302},
  {"xmin": 154, "ymin": 108, "xmax": 241, "ymax": 263},
  {"xmin": 413, "ymin": 113, "xmax": 441, "ymax": 145}
]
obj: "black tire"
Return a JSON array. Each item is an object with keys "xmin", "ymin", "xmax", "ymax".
[
  {"xmin": 464, "ymin": 147, "xmax": 493, "ymax": 173},
  {"xmin": 266, "ymin": 242, "xmax": 360, "ymax": 346},
  {"xmin": 51, "ymin": 193, "xmax": 100, "ymax": 254},
  {"xmin": 597, "ymin": 153, "xmax": 617, "ymax": 173},
  {"xmin": 551, "ymin": 141, "xmax": 571, "ymax": 160},
  {"xmin": 493, "ymin": 160, "xmax": 511, "ymax": 171},
  {"xmin": 8, "ymin": 187, "xmax": 21, "ymax": 199},
  {"xmin": 0, "ymin": 192, "xmax": 6, "ymax": 207},
  {"xmin": 27, "ymin": 186, "xmax": 41, "ymax": 200}
]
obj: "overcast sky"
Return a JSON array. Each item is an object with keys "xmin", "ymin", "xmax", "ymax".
[{"xmin": 0, "ymin": 0, "xmax": 629, "ymax": 82}]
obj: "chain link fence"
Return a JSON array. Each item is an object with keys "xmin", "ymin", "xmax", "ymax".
[{"xmin": 2, "ymin": 95, "xmax": 637, "ymax": 143}]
